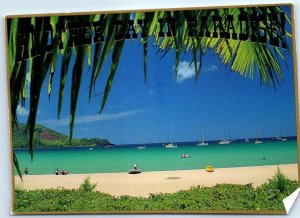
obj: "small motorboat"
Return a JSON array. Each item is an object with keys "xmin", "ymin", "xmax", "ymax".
[
  {"xmin": 181, "ymin": 154, "xmax": 190, "ymax": 158},
  {"xmin": 128, "ymin": 169, "xmax": 142, "ymax": 174},
  {"xmin": 206, "ymin": 166, "xmax": 214, "ymax": 172}
]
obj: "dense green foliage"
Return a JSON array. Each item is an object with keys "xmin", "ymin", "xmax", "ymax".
[
  {"xmin": 13, "ymin": 123, "xmax": 111, "ymax": 148},
  {"xmin": 14, "ymin": 176, "xmax": 298, "ymax": 213},
  {"xmin": 270, "ymin": 167, "xmax": 292, "ymax": 193}
]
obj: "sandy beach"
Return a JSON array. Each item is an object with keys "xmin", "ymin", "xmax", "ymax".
[{"xmin": 15, "ymin": 164, "xmax": 298, "ymax": 197}]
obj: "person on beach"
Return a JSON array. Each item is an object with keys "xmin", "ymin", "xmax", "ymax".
[
  {"xmin": 24, "ymin": 167, "xmax": 28, "ymax": 175},
  {"xmin": 55, "ymin": 168, "xmax": 59, "ymax": 175},
  {"xmin": 61, "ymin": 169, "xmax": 68, "ymax": 175}
]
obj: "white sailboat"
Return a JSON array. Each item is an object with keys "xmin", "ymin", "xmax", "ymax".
[
  {"xmin": 245, "ymin": 131, "xmax": 250, "ymax": 143},
  {"xmin": 218, "ymin": 139, "xmax": 231, "ymax": 144},
  {"xmin": 275, "ymin": 130, "xmax": 282, "ymax": 141},
  {"xmin": 254, "ymin": 129, "xmax": 263, "ymax": 144},
  {"xmin": 137, "ymin": 139, "xmax": 146, "ymax": 149},
  {"xmin": 276, "ymin": 130, "xmax": 287, "ymax": 141},
  {"xmin": 218, "ymin": 130, "xmax": 230, "ymax": 144},
  {"xmin": 165, "ymin": 123, "xmax": 177, "ymax": 148},
  {"xmin": 197, "ymin": 125, "xmax": 208, "ymax": 146}
]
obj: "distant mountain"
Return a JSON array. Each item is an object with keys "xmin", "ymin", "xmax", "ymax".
[{"xmin": 12, "ymin": 123, "xmax": 112, "ymax": 148}]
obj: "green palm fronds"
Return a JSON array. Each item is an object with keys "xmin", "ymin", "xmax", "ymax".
[
  {"xmin": 88, "ymin": 14, "xmax": 119, "ymax": 100},
  {"xmin": 13, "ymin": 153, "xmax": 22, "ymax": 181},
  {"xmin": 70, "ymin": 46, "xmax": 86, "ymax": 144},
  {"xmin": 57, "ymin": 48, "xmax": 72, "ymax": 119},
  {"xmin": 100, "ymin": 13, "xmax": 130, "ymax": 112}
]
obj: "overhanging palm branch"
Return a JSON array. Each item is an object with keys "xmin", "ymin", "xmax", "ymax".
[{"xmin": 7, "ymin": 6, "xmax": 292, "ymax": 178}]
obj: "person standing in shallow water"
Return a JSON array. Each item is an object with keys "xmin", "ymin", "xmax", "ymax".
[{"xmin": 24, "ymin": 167, "xmax": 28, "ymax": 175}]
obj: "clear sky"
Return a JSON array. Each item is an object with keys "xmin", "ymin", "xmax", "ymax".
[{"xmin": 16, "ymin": 8, "xmax": 296, "ymax": 145}]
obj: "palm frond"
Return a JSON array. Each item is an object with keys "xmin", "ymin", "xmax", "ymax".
[
  {"xmin": 69, "ymin": 46, "xmax": 86, "ymax": 144},
  {"xmin": 100, "ymin": 14, "xmax": 130, "ymax": 112},
  {"xmin": 13, "ymin": 152, "xmax": 23, "ymax": 180},
  {"xmin": 57, "ymin": 48, "xmax": 72, "ymax": 119}
]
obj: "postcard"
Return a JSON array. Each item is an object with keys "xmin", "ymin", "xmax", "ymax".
[{"xmin": 6, "ymin": 4, "xmax": 299, "ymax": 214}]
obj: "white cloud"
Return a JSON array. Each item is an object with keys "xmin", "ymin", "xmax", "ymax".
[
  {"xmin": 176, "ymin": 61, "xmax": 199, "ymax": 83},
  {"xmin": 175, "ymin": 61, "xmax": 219, "ymax": 82},
  {"xmin": 39, "ymin": 109, "xmax": 148, "ymax": 127},
  {"xmin": 16, "ymin": 105, "xmax": 29, "ymax": 116},
  {"xmin": 205, "ymin": 65, "xmax": 218, "ymax": 72},
  {"xmin": 16, "ymin": 105, "xmax": 41, "ymax": 117}
]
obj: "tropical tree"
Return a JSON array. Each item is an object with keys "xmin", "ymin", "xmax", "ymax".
[{"xmin": 7, "ymin": 6, "xmax": 292, "ymax": 178}]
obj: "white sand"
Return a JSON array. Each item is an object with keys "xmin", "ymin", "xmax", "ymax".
[{"xmin": 15, "ymin": 164, "xmax": 298, "ymax": 197}]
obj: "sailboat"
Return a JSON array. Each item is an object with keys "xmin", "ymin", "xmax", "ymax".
[
  {"xmin": 245, "ymin": 131, "xmax": 250, "ymax": 143},
  {"xmin": 218, "ymin": 129, "xmax": 231, "ymax": 144},
  {"xmin": 275, "ymin": 130, "xmax": 282, "ymax": 141},
  {"xmin": 254, "ymin": 129, "xmax": 263, "ymax": 144},
  {"xmin": 218, "ymin": 139, "xmax": 231, "ymax": 144},
  {"xmin": 137, "ymin": 139, "xmax": 146, "ymax": 149},
  {"xmin": 197, "ymin": 125, "xmax": 208, "ymax": 146},
  {"xmin": 165, "ymin": 123, "xmax": 177, "ymax": 148},
  {"xmin": 276, "ymin": 129, "xmax": 287, "ymax": 141}
]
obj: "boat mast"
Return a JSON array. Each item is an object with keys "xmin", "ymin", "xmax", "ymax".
[
  {"xmin": 169, "ymin": 122, "xmax": 173, "ymax": 144},
  {"xmin": 202, "ymin": 125, "xmax": 205, "ymax": 143}
]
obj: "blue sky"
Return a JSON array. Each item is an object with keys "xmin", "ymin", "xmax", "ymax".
[{"xmin": 16, "ymin": 9, "xmax": 296, "ymax": 145}]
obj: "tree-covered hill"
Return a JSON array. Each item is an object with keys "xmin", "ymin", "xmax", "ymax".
[{"xmin": 12, "ymin": 123, "xmax": 112, "ymax": 148}]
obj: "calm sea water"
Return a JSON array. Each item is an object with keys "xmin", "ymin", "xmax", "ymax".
[{"xmin": 14, "ymin": 139, "xmax": 298, "ymax": 175}]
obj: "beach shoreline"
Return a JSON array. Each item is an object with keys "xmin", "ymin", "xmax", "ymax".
[{"xmin": 15, "ymin": 164, "xmax": 298, "ymax": 197}]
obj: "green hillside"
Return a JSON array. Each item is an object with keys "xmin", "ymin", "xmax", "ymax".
[{"xmin": 12, "ymin": 123, "xmax": 112, "ymax": 148}]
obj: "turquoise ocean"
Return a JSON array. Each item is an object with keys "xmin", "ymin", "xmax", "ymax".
[{"xmin": 14, "ymin": 138, "xmax": 298, "ymax": 175}]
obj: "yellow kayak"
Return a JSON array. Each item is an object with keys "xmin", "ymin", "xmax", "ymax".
[{"xmin": 206, "ymin": 166, "xmax": 214, "ymax": 172}]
